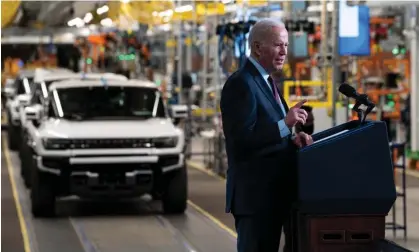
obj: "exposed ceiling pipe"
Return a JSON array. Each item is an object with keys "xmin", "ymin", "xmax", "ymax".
[
  {"xmin": 37, "ymin": 2, "xmax": 75, "ymax": 27},
  {"xmin": 37, "ymin": 1, "xmax": 61, "ymax": 21},
  {"xmin": 16, "ymin": 5, "xmax": 32, "ymax": 27}
]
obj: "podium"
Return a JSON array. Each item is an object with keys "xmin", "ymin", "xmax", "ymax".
[{"xmin": 292, "ymin": 120, "xmax": 397, "ymax": 252}]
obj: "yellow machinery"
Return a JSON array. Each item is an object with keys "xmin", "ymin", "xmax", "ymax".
[
  {"xmin": 1, "ymin": 1, "xmax": 21, "ymax": 28},
  {"xmin": 283, "ymin": 80, "xmax": 333, "ymax": 108}
]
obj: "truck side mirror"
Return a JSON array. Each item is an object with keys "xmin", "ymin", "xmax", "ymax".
[
  {"xmin": 3, "ymin": 79, "xmax": 15, "ymax": 98},
  {"xmin": 169, "ymin": 104, "xmax": 188, "ymax": 125},
  {"xmin": 24, "ymin": 106, "xmax": 41, "ymax": 122}
]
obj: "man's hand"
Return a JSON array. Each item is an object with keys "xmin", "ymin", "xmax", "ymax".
[
  {"xmin": 293, "ymin": 132, "xmax": 313, "ymax": 148},
  {"xmin": 285, "ymin": 100, "xmax": 309, "ymax": 128}
]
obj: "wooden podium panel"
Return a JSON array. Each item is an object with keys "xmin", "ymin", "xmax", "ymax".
[{"xmin": 297, "ymin": 215, "xmax": 385, "ymax": 252}]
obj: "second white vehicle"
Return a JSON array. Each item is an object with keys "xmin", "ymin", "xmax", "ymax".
[{"xmin": 23, "ymin": 78, "xmax": 187, "ymax": 217}]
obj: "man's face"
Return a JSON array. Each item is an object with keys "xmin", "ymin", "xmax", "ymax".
[{"xmin": 256, "ymin": 26, "xmax": 288, "ymax": 73}]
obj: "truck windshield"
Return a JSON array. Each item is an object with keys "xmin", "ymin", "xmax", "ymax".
[
  {"xmin": 39, "ymin": 80, "xmax": 66, "ymax": 98},
  {"xmin": 51, "ymin": 86, "xmax": 166, "ymax": 120}
]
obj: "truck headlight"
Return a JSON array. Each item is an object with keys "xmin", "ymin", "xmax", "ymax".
[
  {"xmin": 42, "ymin": 138, "xmax": 71, "ymax": 150},
  {"xmin": 153, "ymin": 137, "xmax": 178, "ymax": 148}
]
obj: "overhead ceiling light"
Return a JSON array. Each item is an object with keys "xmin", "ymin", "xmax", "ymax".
[
  {"xmin": 160, "ymin": 24, "xmax": 172, "ymax": 31},
  {"xmin": 97, "ymin": 5, "xmax": 109, "ymax": 15},
  {"xmin": 100, "ymin": 18, "xmax": 113, "ymax": 27},
  {"xmin": 83, "ymin": 13, "xmax": 93, "ymax": 23},
  {"xmin": 159, "ymin": 10, "xmax": 173, "ymax": 17},
  {"xmin": 76, "ymin": 22, "xmax": 85, "ymax": 28},
  {"xmin": 121, "ymin": 0, "xmax": 130, "ymax": 3},
  {"xmin": 175, "ymin": 5, "xmax": 193, "ymax": 13},
  {"xmin": 225, "ymin": 4, "xmax": 237, "ymax": 12},
  {"xmin": 307, "ymin": 3, "xmax": 334, "ymax": 12},
  {"xmin": 67, "ymin": 17, "xmax": 84, "ymax": 27}
]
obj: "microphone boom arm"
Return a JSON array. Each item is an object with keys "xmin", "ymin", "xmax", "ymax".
[{"xmin": 352, "ymin": 94, "xmax": 375, "ymax": 124}]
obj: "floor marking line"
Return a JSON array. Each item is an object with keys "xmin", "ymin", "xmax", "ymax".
[
  {"xmin": 155, "ymin": 215, "xmax": 198, "ymax": 252},
  {"xmin": 70, "ymin": 218, "xmax": 100, "ymax": 252},
  {"xmin": 186, "ymin": 161, "xmax": 237, "ymax": 238},
  {"xmin": 187, "ymin": 200, "xmax": 237, "ymax": 238},
  {"xmin": 7, "ymin": 144, "xmax": 41, "ymax": 252},
  {"xmin": 186, "ymin": 161, "xmax": 226, "ymax": 181},
  {"xmin": 3, "ymin": 137, "xmax": 32, "ymax": 252}
]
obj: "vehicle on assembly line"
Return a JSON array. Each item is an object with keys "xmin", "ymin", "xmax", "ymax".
[
  {"xmin": 18, "ymin": 72, "xmax": 128, "ymax": 188},
  {"xmin": 2, "ymin": 77, "xmax": 16, "ymax": 107},
  {"xmin": 5, "ymin": 68, "xmax": 74, "ymax": 150},
  {"xmin": 5, "ymin": 69, "xmax": 36, "ymax": 150},
  {"xmin": 23, "ymin": 78, "xmax": 187, "ymax": 217}
]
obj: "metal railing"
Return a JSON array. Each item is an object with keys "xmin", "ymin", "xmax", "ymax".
[{"xmin": 386, "ymin": 143, "xmax": 408, "ymax": 240}]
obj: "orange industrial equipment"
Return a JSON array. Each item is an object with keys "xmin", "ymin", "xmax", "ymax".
[
  {"xmin": 382, "ymin": 59, "xmax": 410, "ymax": 88},
  {"xmin": 3, "ymin": 58, "xmax": 20, "ymax": 75},
  {"xmin": 295, "ymin": 61, "xmax": 312, "ymax": 80},
  {"xmin": 356, "ymin": 55, "xmax": 410, "ymax": 87},
  {"xmin": 351, "ymin": 87, "xmax": 410, "ymax": 121},
  {"xmin": 356, "ymin": 59, "xmax": 378, "ymax": 83},
  {"xmin": 370, "ymin": 17, "xmax": 395, "ymax": 25},
  {"xmin": 140, "ymin": 43, "xmax": 151, "ymax": 63},
  {"xmin": 294, "ymin": 62, "xmax": 311, "ymax": 96},
  {"xmin": 74, "ymin": 35, "xmax": 107, "ymax": 71},
  {"xmin": 87, "ymin": 34, "xmax": 106, "ymax": 66}
]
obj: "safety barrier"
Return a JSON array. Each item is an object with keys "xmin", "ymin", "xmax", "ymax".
[{"xmin": 386, "ymin": 143, "xmax": 407, "ymax": 240}]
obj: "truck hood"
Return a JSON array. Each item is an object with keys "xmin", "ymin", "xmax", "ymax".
[{"xmin": 38, "ymin": 118, "xmax": 181, "ymax": 139}]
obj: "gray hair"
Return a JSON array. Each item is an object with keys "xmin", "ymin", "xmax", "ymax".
[{"xmin": 248, "ymin": 18, "xmax": 285, "ymax": 48}]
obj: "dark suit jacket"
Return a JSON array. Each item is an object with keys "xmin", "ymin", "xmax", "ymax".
[{"xmin": 220, "ymin": 59, "xmax": 298, "ymax": 216}]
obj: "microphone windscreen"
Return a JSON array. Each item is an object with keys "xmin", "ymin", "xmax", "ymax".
[{"xmin": 338, "ymin": 83, "xmax": 357, "ymax": 98}]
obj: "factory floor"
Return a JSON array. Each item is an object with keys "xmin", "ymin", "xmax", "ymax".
[
  {"xmin": 1, "ymin": 133, "xmax": 236, "ymax": 252},
  {"xmin": 3, "ymin": 134, "xmax": 419, "ymax": 252}
]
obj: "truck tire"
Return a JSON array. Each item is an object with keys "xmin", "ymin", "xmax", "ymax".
[
  {"xmin": 31, "ymin": 168, "xmax": 56, "ymax": 218},
  {"xmin": 7, "ymin": 116, "xmax": 19, "ymax": 151},
  {"xmin": 162, "ymin": 166, "xmax": 188, "ymax": 214},
  {"xmin": 22, "ymin": 151, "xmax": 32, "ymax": 189},
  {"xmin": 19, "ymin": 136, "xmax": 29, "ymax": 187}
]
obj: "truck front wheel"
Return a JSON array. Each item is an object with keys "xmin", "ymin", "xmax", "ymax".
[
  {"xmin": 30, "ymin": 167, "xmax": 56, "ymax": 218},
  {"xmin": 162, "ymin": 166, "xmax": 188, "ymax": 214},
  {"xmin": 7, "ymin": 118, "xmax": 19, "ymax": 150}
]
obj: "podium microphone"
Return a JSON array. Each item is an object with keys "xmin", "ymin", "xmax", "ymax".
[
  {"xmin": 338, "ymin": 83, "xmax": 375, "ymax": 108},
  {"xmin": 338, "ymin": 83, "xmax": 375, "ymax": 124}
]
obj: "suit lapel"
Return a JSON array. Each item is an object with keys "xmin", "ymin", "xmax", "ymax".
[{"xmin": 244, "ymin": 60, "xmax": 284, "ymax": 116}]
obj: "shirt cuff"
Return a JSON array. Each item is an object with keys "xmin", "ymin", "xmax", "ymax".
[{"xmin": 278, "ymin": 119, "xmax": 291, "ymax": 138}]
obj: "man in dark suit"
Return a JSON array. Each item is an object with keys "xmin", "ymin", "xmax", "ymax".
[{"xmin": 220, "ymin": 18, "xmax": 313, "ymax": 252}]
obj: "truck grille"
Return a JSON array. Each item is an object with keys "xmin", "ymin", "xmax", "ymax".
[{"xmin": 70, "ymin": 138, "xmax": 153, "ymax": 149}]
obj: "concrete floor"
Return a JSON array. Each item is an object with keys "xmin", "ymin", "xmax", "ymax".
[
  {"xmin": 3, "ymin": 132, "xmax": 419, "ymax": 252},
  {"xmin": 1, "ymin": 135, "xmax": 237, "ymax": 252}
]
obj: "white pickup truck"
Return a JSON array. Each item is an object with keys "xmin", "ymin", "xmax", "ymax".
[
  {"xmin": 18, "ymin": 72, "xmax": 128, "ymax": 188},
  {"xmin": 23, "ymin": 78, "xmax": 187, "ymax": 217}
]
